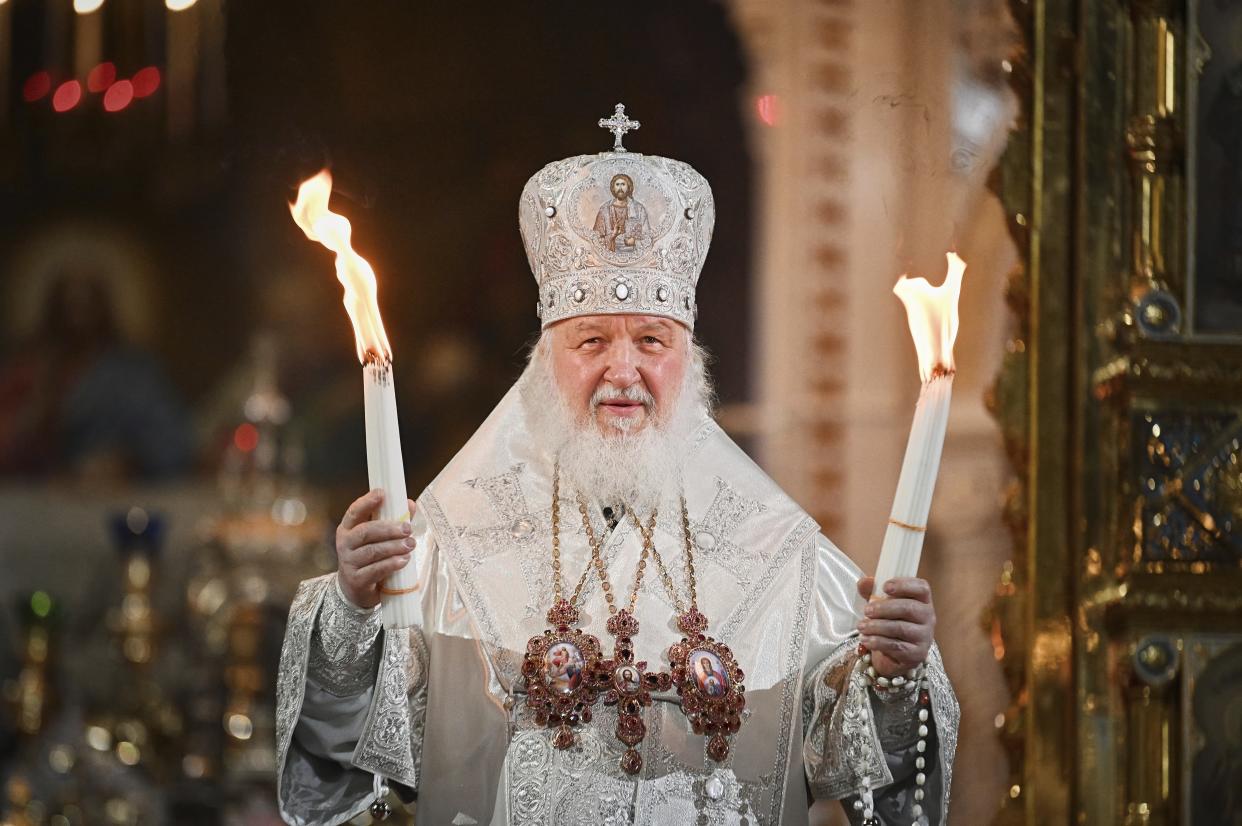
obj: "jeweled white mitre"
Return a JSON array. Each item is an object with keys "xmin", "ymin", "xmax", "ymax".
[{"xmin": 519, "ymin": 103, "xmax": 715, "ymax": 329}]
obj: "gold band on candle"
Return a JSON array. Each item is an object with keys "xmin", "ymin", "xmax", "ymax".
[
  {"xmin": 887, "ymin": 518, "xmax": 926, "ymax": 533},
  {"xmin": 380, "ymin": 584, "xmax": 420, "ymax": 596}
]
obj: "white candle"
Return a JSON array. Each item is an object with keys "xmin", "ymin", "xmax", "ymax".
[
  {"xmin": 873, "ymin": 371, "xmax": 953, "ymax": 594},
  {"xmin": 873, "ymin": 253, "xmax": 965, "ymax": 596},
  {"xmin": 289, "ymin": 169, "xmax": 418, "ymax": 629},
  {"xmin": 363, "ymin": 357, "xmax": 418, "ymax": 629}
]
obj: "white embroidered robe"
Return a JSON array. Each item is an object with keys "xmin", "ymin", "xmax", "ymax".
[{"xmin": 274, "ymin": 386, "xmax": 959, "ymax": 825}]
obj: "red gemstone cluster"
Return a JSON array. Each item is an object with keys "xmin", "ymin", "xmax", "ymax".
[
  {"xmin": 546, "ymin": 598, "xmax": 581, "ymax": 629},
  {"xmin": 676, "ymin": 608, "xmax": 709, "ymax": 635}
]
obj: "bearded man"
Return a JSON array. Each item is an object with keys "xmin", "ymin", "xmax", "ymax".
[{"xmin": 275, "ymin": 107, "xmax": 958, "ymax": 826}]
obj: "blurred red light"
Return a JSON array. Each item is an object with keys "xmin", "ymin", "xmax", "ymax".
[
  {"xmin": 87, "ymin": 62, "xmax": 117, "ymax": 93},
  {"xmin": 756, "ymin": 94, "xmax": 780, "ymax": 127},
  {"xmin": 233, "ymin": 423, "xmax": 259, "ymax": 453},
  {"xmin": 104, "ymin": 80, "xmax": 134, "ymax": 112},
  {"xmin": 22, "ymin": 72, "xmax": 53, "ymax": 103},
  {"xmin": 132, "ymin": 67, "xmax": 161, "ymax": 98},
  {"xmin": 52, "ymin": 81, "xmax": 83, "ymax": 113}
]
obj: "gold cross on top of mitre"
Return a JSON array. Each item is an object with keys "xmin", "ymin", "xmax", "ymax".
[{"xmin": 598, "ymin": 103, "xmax": 640, "ymax": 152}]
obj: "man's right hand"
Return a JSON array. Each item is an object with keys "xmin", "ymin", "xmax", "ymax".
[{"xmin": 335, "ymin": 489, "xmax": 417, "ymax": 610}]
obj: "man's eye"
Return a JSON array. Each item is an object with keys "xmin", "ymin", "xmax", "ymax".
[{"xmin": 642, "ymin": 336, "xmax": 662, "ymax": 345}]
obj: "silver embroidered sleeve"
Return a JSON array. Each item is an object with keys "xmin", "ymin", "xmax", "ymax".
[
  {"xmin": 307, "ymin": 573, "xmax": 384, "ymax": 697},
  {"xmin": 869, "ymin": 679, "xmax": 921, "ymax": 748},
  {"xmin": 349, "ymin": 626, "xmax": 427, "ymax": 791},
  {"xmin": 276, "ymin": 574, "xmax": 429, "ymax": 825},
  {"xmin": 802, "ymin": 639, "xmax": 892, "ymax": 802},
  {"xmin": 802, "ymin": 640, "xmax": 959, "ymax": 825}
]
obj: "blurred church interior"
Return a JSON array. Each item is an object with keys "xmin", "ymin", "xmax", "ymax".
[{"xmin": 0, "ymin": 1, "xmax": 1239, "ymax": 824}]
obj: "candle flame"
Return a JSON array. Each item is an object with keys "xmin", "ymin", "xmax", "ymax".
[
  {"xmin": 893, "ymin": 252, "xmax": 965, "ymax": 383},
  {"xmin": 289, "ymin": 170, "xmax": 391, "ymax": 364}
]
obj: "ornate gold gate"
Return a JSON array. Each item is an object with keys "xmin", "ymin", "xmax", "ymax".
[{"xmin": 989, "ymin": 0, "xmax": 1242, "ymax": 823}]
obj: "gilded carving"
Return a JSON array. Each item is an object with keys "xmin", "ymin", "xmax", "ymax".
[{"xmin": 989, "ymin": 0, "xmax": 1242, "ymax": 823}]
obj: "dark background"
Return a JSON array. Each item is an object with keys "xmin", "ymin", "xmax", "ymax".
[{"xmin": 0, "ymin": 0, "xmax": 753, "ymax": 496}]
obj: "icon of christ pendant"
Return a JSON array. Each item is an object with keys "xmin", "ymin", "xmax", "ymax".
[{"xmin": 595, "ymin": 609, "xmax": 670, "ymax": 775}]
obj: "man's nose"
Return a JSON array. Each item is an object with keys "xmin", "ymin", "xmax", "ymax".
[{"xmin": 602, "ymin": 341, "xmax": 641, "ymax": 387}]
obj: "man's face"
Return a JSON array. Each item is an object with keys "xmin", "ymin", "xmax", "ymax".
[
  {"xmin": 611, "ymin": 177, "xmax": 631, "ymax": 200},
  {"xmin": 548, "ymin": 314, "xmax": 689, "ymax": 435}
]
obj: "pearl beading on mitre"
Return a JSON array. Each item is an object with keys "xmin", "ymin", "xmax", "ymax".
[{"xmin": 534, "ymin": 269, "xmax": 698, "ymax": 328}]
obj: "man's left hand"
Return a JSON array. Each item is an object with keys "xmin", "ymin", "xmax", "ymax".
[{"xmin": 855, "ymin": 576, "xmax": 936, "ymax": 678}]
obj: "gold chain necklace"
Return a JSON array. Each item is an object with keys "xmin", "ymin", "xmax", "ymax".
[
  {"xmin": 519, "ymin": 467, "xmax": 606, "ymax": 750},
  {"xmin": 578, "ymin": 498, "xmax": 672, "ymax": 775},
  {"xmin": 628, "ymin": 500, "xmax": 687, "ymax": 614},
  {"xmin": 523, "ymin": 475, "xmax": 747, "ymax": 765},
  {"xmin": 549, "ymin": 470, "xmax": 596, "ymax": 612}
]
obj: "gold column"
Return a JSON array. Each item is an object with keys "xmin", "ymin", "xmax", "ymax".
[
  {"xmin": 1125, "ymin": 0, "xmax": 1186, "ymax": 332},
  {"xmin": 989, "ymin": 0, "xmax": 1078, "ymax": 820},
  {"xmin": 1121, "ymin": 636, "xmax": 1181, "ymax": 825}
]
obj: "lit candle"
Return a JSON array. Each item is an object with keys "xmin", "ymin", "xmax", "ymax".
[
  {"xmin": 873, "ymin": 252, "xmax": 965, "ymax": 596},
  {"xmin": 290, "ymin": 170, "xmax": 417, "ymax": 629}
]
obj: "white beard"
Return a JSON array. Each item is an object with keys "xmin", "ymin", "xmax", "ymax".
[{"xmin": 518, "ymin": 334, "xmax": 713, "ymax": 509}]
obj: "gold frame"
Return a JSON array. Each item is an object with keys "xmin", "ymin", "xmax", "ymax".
[{"xmin": 989, "ymin": 0, "xmax": 1242, "ymax": 823}]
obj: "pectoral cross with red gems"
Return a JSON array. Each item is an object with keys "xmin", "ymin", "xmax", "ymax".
[{"xmin": 591, "ymin": 609, "xmax": 671, "ymax": 775}]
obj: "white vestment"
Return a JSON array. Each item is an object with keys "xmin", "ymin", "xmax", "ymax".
[{"xmin": 274, "ymin": 385, "xmax": 959, "ymax": 825}]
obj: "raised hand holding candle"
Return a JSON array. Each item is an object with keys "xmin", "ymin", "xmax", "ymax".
[
  {"xmin": 873, "ymin": 252, "xmax": 966, "ymax": 597},
  {"xmin": 289, "ymin": 170, "xmax": 418, "ymax": 629}
]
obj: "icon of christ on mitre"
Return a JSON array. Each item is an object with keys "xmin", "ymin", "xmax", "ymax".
[{"xmin": 275, "ymin": 105, "xmax": 959, "ymax": 826}]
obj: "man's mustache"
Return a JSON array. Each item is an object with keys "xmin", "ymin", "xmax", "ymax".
[{"xmin": 590, "ymin": 383, "xmax": 654, "ymax": 411}]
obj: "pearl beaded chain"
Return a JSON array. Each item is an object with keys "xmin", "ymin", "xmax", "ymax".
[{"xmin": 850, "ymin": 650, "xmax": 932, "ymax": 825}]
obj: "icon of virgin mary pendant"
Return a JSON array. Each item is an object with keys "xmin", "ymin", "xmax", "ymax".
[{"xmin": 668, "ymin": 610, "xmax": 745, "ymax": 762}]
